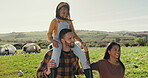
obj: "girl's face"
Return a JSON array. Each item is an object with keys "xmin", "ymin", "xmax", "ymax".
[
  {"xmin": 108, "ymin": 45, "xmax": 120, "ymax": 59},
  {"xmin": 59, "ymin": 7, "xmax": 69, "ymax": 19}
]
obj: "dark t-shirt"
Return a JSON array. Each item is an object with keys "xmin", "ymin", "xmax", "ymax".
[{"xmin": 90, "ymin": 59, "xmax": 124, "ymax": 78}]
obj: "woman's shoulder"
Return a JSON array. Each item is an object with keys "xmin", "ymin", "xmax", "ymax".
[
  {"xmin": 99, "ymin": 59, "xmax": 107, "ymax": 61},
  {"xmin": 91, "ymin": 59, "xmax": 107, "ymax": 64},
  {"xmin": 98, "ymin": 59, "xmax": 108, "ymax": 64}
]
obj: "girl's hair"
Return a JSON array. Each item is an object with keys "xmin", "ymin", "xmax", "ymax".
[
  {"xmin": 103, "ymin": 42, "xmax": 125, "ymax": 72},
  {"xmin": 56, "ymin": 2, "xmax": 71, "ymax": 21}
]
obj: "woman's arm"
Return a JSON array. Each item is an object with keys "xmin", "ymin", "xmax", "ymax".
[{"xmin": 90, "ymin": 61, "xmax": 100, "ymax": 70}]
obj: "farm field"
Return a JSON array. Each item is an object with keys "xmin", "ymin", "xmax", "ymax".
[{"xmin": 0, "ymin": 47, "xmax": 148, "ymax": 78}]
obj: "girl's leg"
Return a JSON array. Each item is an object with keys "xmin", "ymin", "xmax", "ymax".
[
  {"xmin": 51, "ymin": 40, "xmax": 62, "ymax": 67},
  {"xmin": 71, "ymin": 43, "xmax": 90, "ymax": 69}
]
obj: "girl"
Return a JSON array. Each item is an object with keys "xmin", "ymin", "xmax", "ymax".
[
  {"xmin": 47, "ymin": 2, "xmax": 93, "ymax": 78},
  {"xmin": 90, "ymin": 42, "xmax": 125, "ymax": 78}
]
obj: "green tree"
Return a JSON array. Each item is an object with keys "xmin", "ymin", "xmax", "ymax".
[{"xmin": 136, "ymin": 38, "xmax": 148, "ymax": 46}]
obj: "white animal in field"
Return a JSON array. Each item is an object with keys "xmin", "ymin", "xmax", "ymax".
[
  {"xmin": 22, "ymin": 43, "xmax": 41, "ymax": 53},
  {"xmin": 48, "ymin": 43, "xmax": 53, "ymax": 50},
  {"xmin": 0, "ymin": 44, "xmax": 17, "ymax": 55}
]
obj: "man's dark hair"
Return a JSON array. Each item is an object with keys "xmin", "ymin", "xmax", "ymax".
[{"xmin": 59, "ymin": 29, "xmax": 72, "ymax": 39}]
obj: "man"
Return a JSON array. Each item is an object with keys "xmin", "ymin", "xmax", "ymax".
[{"xmin": 36, "ymin": 29, "xmax": 93, "ymax": 78}]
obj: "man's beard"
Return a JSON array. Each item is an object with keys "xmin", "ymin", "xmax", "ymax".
[{"xmin": 65, "ymin": 41, "xmax": 74, "ymax": 48}]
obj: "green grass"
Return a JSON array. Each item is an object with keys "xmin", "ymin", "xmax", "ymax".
[{"xmin": 0, "ymin": 47, "xmax": 148, "ymax": 78}]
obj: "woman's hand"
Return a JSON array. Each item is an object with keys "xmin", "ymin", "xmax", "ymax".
[{"xmin": 80, "ymin": 41, "xmax": 88, "ymax": 52}]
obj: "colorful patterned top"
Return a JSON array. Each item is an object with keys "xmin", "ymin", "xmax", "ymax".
[{"xmin": 36, "ymin": 50, "xmax": 83, "ymax": 78}]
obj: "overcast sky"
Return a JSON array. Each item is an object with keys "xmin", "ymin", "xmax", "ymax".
[{"xmin": 0, "ymin": 0, "xmax": 148, "ymax": 33}]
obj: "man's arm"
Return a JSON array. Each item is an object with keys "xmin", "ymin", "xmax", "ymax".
[
  {"xmin": 36, "ymin": 51, "xmax": 53, "ymax": 78},
  {"xmin": 73, "ymin": 57, "xmax": 84, "ymax": 75}
]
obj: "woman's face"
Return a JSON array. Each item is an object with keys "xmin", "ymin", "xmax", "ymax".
[
  {"xmin": 108, "ymin": 45, "xmax": 120, "ymax": 59},
  {"xmin": 59, "ymin": 7, "xmax": 69, "ymax": 19}
]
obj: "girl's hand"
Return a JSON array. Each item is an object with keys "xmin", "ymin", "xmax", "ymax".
[{"xmin": 52, "ymin": 40, "xmax": 60, "ymax": 48}]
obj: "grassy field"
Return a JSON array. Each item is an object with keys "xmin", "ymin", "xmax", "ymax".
[{"xmin": 0, "ymin": 47, "xmax": 148, "ymax": 78}]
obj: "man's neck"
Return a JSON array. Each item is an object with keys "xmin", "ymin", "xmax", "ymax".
[{"xmin": 62, "ymin": 45, "xmax": 71, "ymax": 52}]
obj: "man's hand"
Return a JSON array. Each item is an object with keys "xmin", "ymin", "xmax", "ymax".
[
  {"xmin": 46, "ymin": 60, "xmax": 56, "ymax": 75},
  {"xmin": 48, "ymin": 60, "xmax": 56, "ymax": 69}
]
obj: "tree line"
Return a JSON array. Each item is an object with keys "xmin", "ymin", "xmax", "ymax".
[
  {"xmin": 86, "ymin": 37, "xmax": 148, "ymax": 47},
  {"xmin": 0, "ymin": 37, "xmax": 147, "ymax": 50}
]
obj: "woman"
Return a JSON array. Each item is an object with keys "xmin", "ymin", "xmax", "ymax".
[{"xmin": 90, "ymin": 42, "xmax": 125, "ymax": 78}]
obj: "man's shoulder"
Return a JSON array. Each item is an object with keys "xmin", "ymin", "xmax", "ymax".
[{"xmin": 44, "ymin": 49, "xmax": 53, "ymax": 59}]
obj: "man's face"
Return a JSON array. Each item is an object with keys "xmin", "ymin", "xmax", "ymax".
[{"xmin": 62, "ymin": 32, "xmax": 75, "ymax": 48}]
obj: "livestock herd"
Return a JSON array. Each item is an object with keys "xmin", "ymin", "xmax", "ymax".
[
  {"xmin": 0, "ymin": 42, "xmax": 82, "ymax": 56},
  {"xmin": 0, "ymin": 43, "xmax": 41, "ymax": 55}
]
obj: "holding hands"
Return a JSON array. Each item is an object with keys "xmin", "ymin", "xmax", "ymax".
[{"xmin": 80, "ymin": 41, "xmax": 88, "ymax": 52}]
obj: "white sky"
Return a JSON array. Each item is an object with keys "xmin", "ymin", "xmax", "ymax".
[{"xmin": 0, "ymin": 0, "xmax": 148, "ymax": 33}]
